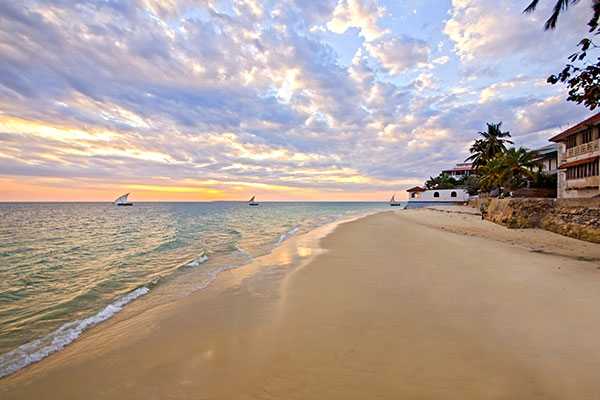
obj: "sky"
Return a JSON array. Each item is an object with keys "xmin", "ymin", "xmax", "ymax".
[{"xmin": 0, "ymin": 0, "xmax": 597, "ymax": 201}]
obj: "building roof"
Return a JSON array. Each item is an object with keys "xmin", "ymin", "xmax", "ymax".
[
  {"xmin": 533, "ymin": 143, "xmax": 558, "ymax": 154},
  {"xmin": 558, "ymin": 155, "xmax": 599, "ymax": 169},
  {"xmin": 406, "ymin": 186, "xmax": 425, "ymax": 192},
  {"xmin": 442, "ymin": 167, "xmax": 472, "ymax": 172},
  {"xmin": 550, "ymin": 112, "xmax": 600, "ymax": 142},
  {"xmin": 533, "ymin": 143, "xmax": 558, "ymax": 160}
]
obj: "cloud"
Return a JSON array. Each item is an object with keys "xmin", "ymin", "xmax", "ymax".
[
  {"xmin": 432, "ymin": 55, "xmax": 449, "ymax": 65},
  {"xmin": 478, "ymin": 74, "xmax": 528, "ymax": 103},
  {"xmin": 326, "ymin": 0, "xmax": 387, "ymax": 42},
  {"xmin": 412, "ymin": 72, "xmax": 439, "ymax": 92},
  {"xmin": 0, "ymin": 0, "xmax": 594, "ymax": 200},
  {"xmin": 443, "ymin": 0, "xmax": 590, "ymax": 69},
  {"xmin": 364, "ymin": 35, "xmax": 430, "ymax": 75}
]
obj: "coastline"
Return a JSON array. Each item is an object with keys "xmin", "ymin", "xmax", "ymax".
[
  {"xmin": 0, "ymin": 203, "xmax": 386, "ymax": 379},
  {"xmin": 3, "ymin": 208, "xmax": 600, "ymax": 398},
  {"xmin": 0, "ymin": 210, "xmax": 370, "ymax": 390}
]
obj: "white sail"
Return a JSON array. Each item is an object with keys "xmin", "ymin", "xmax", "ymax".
[
  {"xmin": 390, "ymin": 193, "xmax": 402, "ymax": 206},
  {"xmin": 114, "ymin": 193, "xmax": 129, "ymax": 205},
  {"xmin": 248, "ymin": 196, "xmax": 255, "ymax": 203}
]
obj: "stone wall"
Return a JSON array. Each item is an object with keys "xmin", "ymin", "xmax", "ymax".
[{"xmin": 468, "ymin": 198, "xmax": 600, "ymax": 243}]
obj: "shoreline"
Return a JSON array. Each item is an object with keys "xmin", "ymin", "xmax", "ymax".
[
  {"xmin": 3, "ymin": 207, "xmax": 600, "ymax": 398},
  {"xmin": 0, "ymin": 209, "xmax": 374, "ymax": 383}
]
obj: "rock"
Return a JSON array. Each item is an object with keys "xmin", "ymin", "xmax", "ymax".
[{"xmin": 469, "ymin": 198, "xmax": 600, "ymax": 244}]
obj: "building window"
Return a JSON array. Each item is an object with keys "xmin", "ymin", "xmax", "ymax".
[
  {"xmin": 582, "ymin": 129, "xmax": 593, "ymax": 144},
  {"xmin": 566, "ymin": 135, "xmax": 577, "ymax": 149},
  {"xmin": 566, "ymin": 161, "xmax": 599, "ymax": 180},
  {"xmin": 433, "ymin": 192, "xmax": 440, "ymax": 198},
  {"xmin": 412, "ymin": 192, "xmax": 420, "ymax": 199},
  {"xmin": 451, "ymin": 191, "xmax": 457, "ymax": 198}
]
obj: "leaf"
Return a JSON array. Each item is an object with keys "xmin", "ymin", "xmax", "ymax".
[{"xmin": 579, "ymin": 38, "xmax": 592, "ymax": 51}]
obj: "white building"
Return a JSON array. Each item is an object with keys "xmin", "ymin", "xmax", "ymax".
[
  {"xmin": 405, "ymin": 187, "xmax": 469, "ymax": 208},
  {"xmin": 533, "ymin": 144, "xmax": 558, "ymax": 175},
  {"xmin": 441, "ymin": 163, "xmax": 474, "ymax": 180}
]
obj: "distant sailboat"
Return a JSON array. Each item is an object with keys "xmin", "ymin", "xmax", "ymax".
[
  {"xmin": 114, "ymin": 193, "xmax": 133, "ymax": 206},
  {"xmin": 248, "ymin": 196, "xmax": 259, "ymax": 206},
  {"xmin": 389, "ymin": 193, "xmax": 402, "ymax": 206}
]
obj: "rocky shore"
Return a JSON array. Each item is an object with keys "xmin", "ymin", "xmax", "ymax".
[{"xmin": 471, "ymin": 198, "xmax": 600, "ymax": 244}]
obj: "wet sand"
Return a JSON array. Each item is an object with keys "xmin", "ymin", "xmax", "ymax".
[{"xmin": 2, "ymin": 208, "xmax": 600, "ymax": 399}]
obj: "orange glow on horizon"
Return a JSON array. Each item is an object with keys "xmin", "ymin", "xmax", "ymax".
[
  {"xmin": 0, "ymin": 117, "xmax": 418, "ymax": 202},
  {"xmin": 0, "ymin": 178, "xmax": 410, "ymax": 202}
]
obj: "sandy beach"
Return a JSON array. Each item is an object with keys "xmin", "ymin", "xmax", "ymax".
[{"xmin": 2, "ymin": 207, "xmax": 600, "ymax": 399}]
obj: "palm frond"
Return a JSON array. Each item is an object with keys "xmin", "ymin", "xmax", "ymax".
[
  {"xmin": 546, "ymin": 0, "xmax": 575, "ymax": 30},
  {"xmin": 524, "ymin": 0, "xmax": 540, "ymax": 13}
]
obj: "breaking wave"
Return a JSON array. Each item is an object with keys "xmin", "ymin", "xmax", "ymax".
[
  {"xmin": 275, "ymin": 227, "xmax": 300, "ymax": 247},
  {"xmin": 0, "ymin": 285, "xmax": 150, "ymax": 379},
  {"xmin": 185, "ymin": 254, "xmax": 208, "ymax": 267}
]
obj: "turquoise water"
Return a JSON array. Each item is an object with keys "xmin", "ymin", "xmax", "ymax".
[{"xmin": 0, "ymin": 201, "xmax": 391, "ymax": 377}]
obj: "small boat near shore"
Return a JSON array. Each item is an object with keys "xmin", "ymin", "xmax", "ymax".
[
  {"xmin": 248, "ymin": 196, "xmax": 259, "ymax": 206},
  {"xmin": 389, "ymin": 193, "xmax": 402, "ymax": 206},
  {"xmin": 114, "ymin": 193, "xmax": 133, "ymax": 206}
]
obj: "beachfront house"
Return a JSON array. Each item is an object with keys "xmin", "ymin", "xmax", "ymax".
[
  {"xmin": 406, "ymin": 186, "xmax": 425, "ymax": 200},
  {"xmin": 550, "ymin": 112, "xmax": 600, "ymax": 198},
  {"xmin": 405, "ymin": 186, "xmax": 469, "ymax": 209},
  {"xmin": 441, "ymin": 163, "xmax": 474, "ymax": 180},
  {"xmin": 532, "ymin": 144, "xmax": 558, "ymax": 175}
]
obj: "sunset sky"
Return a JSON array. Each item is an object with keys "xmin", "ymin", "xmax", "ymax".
[{"xmin": 0, "ymin": 0, "xmax": 596, "ymax": 201}]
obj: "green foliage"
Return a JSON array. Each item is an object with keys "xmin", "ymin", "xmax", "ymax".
[
  {"xmin": 465, "ymin": 122, "xmax": 513, "ymax": 169},
  {"xmin": 478, "ymin": 158, "xmax": 505, "ymax": 191},
  {"xmin": 476, "ymin": 147, "xmax": 544, "ymax": 192},
  {"xmin": 457, "ymin": 174, "xmax": 482, "ymax": 195},
  {"xmin": 498, "ymin": 147, "xmax": 543, "ymax": 190},
  {"xmin": 524, "ymin": 1, "xmax": 600, "ymax": 110},
  {"xmin": 463, "ymin": 120, "xmax": 550, "ymax": 194},
  {"xmin": 424, "ymin": 173, "xmax": 458, "ymax": 190},
  {"xmin": 547, "ymin": 39, "xmax": 600, "ymax": 110},
  {"xmin": 531, "ymin": 172, "xmax": 558, "ymax": 189}
]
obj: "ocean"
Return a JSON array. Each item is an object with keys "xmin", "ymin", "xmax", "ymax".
[{"xmin": 0, "ymin": 201, "xmax": 392, "ymax": 378}]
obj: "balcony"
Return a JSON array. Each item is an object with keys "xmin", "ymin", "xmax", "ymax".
[
  {"xmin": 562, "ymin": 139, "xmax": 600, "ymax": 162},
  {"xmin": 565, "ymin": 176, "xmax": 599, "ymax": 190}
]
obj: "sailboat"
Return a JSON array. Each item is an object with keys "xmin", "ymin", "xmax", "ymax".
[
  {"xmin": 389, "ymin": 193, "xmax": 402, "ymax": 206},
  {"xmin": 113, "ymin": 193, "xmax": 133, "ymax": 206},
  {"xmin": 248, "ymin": 196, "xmax": 259, "ymax": 206}
]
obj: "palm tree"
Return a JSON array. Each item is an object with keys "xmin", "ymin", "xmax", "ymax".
[
  {"xmin": 524, "ymin": 1, "xmax": 600, "ymax": 110},
  {"xmin": 525, "ymin": 0, "xmax": 600, "ymax": 31},
  {"xmin": 465, "ymin": 122, "xmax": 514, "ymax": 169},
  {"xmin": 465, "ymin": 139, "xmax": 487, "ymax": 169},
  {"xmin": 524, "ymin": 0, "xmax": 578, "ymax": 30},
  {"xmin": 477, "ymin": 147, "xmax": 543, "ymax": 194},
  {"xmin": 478, "ymin": 158, "xmax": 504, "ymax": 192},
  {"xmin": 496, "ymin": 147, "xmax": 543, "ymax": 190}
]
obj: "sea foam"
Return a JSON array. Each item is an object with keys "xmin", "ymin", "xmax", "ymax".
[
  {"xmin": 185, "ymin": 254, "xmax": 208, "ymax": 267},
  {"xmin": 236, "ymin": 247, "xmax": 254, "ymax": 262},
  {"xmin": 275, "ymin": 227, "xmax": 300, "ymax": 247},
  {"xmin": 0, "ymin": 286, "xmax": 150, "ymax": 379},
  {"xmin": 187, "ymin": 247, "xmax": 255, "ymax": 294}
]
